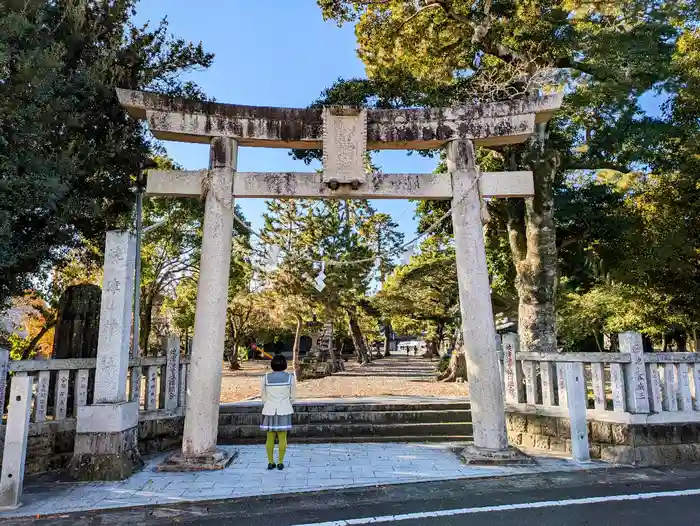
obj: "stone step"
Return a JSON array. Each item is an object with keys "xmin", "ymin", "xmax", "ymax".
[
  {"xmin": 218, "ymin": 422, "xmax": 473, "ymax": 442},
  {"xmin": 219, "ymin": 434, "xmax": 473, "ymax": 445},
  {"xmin": 219, "ymin": 399, "xmax": 471, "ymax": 415},
  {"xmin": 219, "ymin": 409, "xmax": 473, "ymax": 426}
]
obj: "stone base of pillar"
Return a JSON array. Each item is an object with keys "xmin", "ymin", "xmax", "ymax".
[
  {"xmin": 69, "ymin": 402, "xmax": 144, "ymax": 481},
  {"xmin": 156, "ymin": 449, "xmax": 238, "ymax": 472},
  {"xmin": 459, "ymin": 444, "xmax": 535, "ymax": 465}
]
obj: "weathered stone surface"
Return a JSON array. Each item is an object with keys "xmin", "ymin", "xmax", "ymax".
[
  {"xmin": 648, "ymin": 424, "xmax": 681, "ymax": 445},
  {"xmin": 635, "ymin": 445, "xmax": 664, "ymax": 466},
  {"xmin": 680, "ymin": 424, "xmax": 700, "ymax": 444},
  {"xmin": 0, "ymin": 376, "xmax": 32, "ymax": 509},
  {"xmin": 182, "ymin": 137, "xmax": 236, "ymax": 459},
  {"xmin": 549, "ymin": 437, "xmax": 567, "ymax": 452},
  {"xmin": 612, "ymin": 424, "xmax": 632, "ymax": 446},
  {"xmin": 69, "ymin": 427, "xmax": 144, "ymax": 481},
  {"xmin": 322, "ymin": 106, "xmax": 367, "ymax": 187},
  {"xmin": 591, "ymin": 421, "xmax": 613, "ymax": 444},
  {"xmin": 117, "ymin": 88, "xmax": 563, "ymax": 149},
  {"xmin": 619, "ymin": 331, "xmax": 650, "ymax": 414},
  {"xmin": 557, "ymin": 417, "xmax": 572, "ymax": 439},
  {"xmin": 526, "ymin": 415, "xmax": 543, "ymax": 435},
  {"xmin": 534, "ymin": 434, "xmax": 550, "ymax": 450},
  {"xmin": 601, "ymin": 445, "xmax": 635, "ymax": 465},
  {"xmin": 76, "ymin": 402, "xmax": 139, "ymax": 434},
  {"xmin": 52, "ymin": 284, "xmax": 101, "ymax": 360},
  {"xmin": 459, "ymin": 444, "xmax": 535, "ymax": 465},
  {"xmin": 588, "ymin": 443, "xmax": 602, "ymax": 460},
  {"xmin": 502, "ymin": 333, "xmax": 522, "ymax": 404},
  {"xmin": 449, "ymin": 139, "xmax": 506, "ymax": 451},
  {"xmin": 94, "ymin": 231, "xmax": 136, "ymax": 404},
  {"xmin": 541, "ymin": 417, "xmax": 558, "ymax": 437},
  {"xmin": 521, "ymin": 433, "xmax": 537, "ymax": 450},
  {"xmin": 678, "ymin": 444, "xmax": 698, "ymax": 463},
  {"xmin": 156, "ymin": 449, "xmax": 237, "ymax": 472},
  {"xmin": 509, "ymin": 414, "xmax": 527, "ymax": 433}
]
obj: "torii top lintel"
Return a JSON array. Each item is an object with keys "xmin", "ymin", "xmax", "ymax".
[{"xmin": 116, "ymin": 88, "xmax": 562, "ymax": 150}]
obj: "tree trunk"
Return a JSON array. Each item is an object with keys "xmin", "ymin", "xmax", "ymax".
[
  {"xmin": 424, "ymin": 339, "xmax": 440, "ymax": 359},
  {"xmin": 439, "ymin": 330, "xmax": 468, "ymax": 382},
  {"xmin": 228, "ymin": 342, "xmax": 241, "ymax": 370},
  {"xmin": 226, "ymin": 318, "xmax": 241, "ymax": 370},
  {"xmin": 292, "ymin": 315, "xmax": 303, "ymax": 380},
  {"xmin": 383, "ymin": 322, "xmax": 391, "ymax": 357},
  {"xmin": 348, "ymin": 313, "xmax": 370, "ymax": 364},
  {"xmin": 507, "ymin": 148, "xmax": 559, "ymax": 354},
  {"xmin": 20, "ymin": 320, "xmax": 56, "ymax": 360},
  {"xmin": 139, "ymin": 296, "xmax": 154, "ymax": 356}
]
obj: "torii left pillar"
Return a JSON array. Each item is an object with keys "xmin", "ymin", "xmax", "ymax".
[{"xmin": 158, "ymin": 137, "xmax": 239, "ymax": 471}]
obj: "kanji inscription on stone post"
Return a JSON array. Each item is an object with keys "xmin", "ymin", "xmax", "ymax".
[
  {"xmin": 619, "ymin": 332, "xmax": 649, "ymax": 413},
  {"xmin": 55, "ymin": 370, "xmax": 69, "ymax": 420},
  {"xmin": 0, "ymin": 349, "xmax": 9, "ymax": 413},
  {"xmin": 164, "ymin": 336, "xmax": 180, "ymax": 412},
  {"xmin": 322, "ymin": 107, "xmax": 367, "ymax": 188},
  {"xmin": 75, "ymin": 369, "xmax": 89, "ymax": 413},
  {"xmin": 502, "ymin": 333, "xmax": 521, "ymax": 404},
  {"xmin": 34, "ymin": 370, "xmax": 50, "ymax": 422}
]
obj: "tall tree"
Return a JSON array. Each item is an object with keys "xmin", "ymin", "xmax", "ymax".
[
  {"xmin": 0, "ymin": 0, "xmax": 212, "ymax": 304},
  {"xmin": 359, "ymin": 212, "xmax": 404, "ymax": 355},
  {"xmin": 314, "ymin": 0, "xmax": 687, "ymax": 353}
]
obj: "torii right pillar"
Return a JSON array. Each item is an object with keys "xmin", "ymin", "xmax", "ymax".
[{"xmin": 448, "ymin": 139, "xmax": 530, "ymax": 463}]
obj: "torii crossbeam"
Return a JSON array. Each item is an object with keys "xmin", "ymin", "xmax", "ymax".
[{"xmin": 117, "ymin": 88, "xmax": 562, "ymax": 469}]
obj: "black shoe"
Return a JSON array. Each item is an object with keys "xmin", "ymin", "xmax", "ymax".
[
  {"xmin": 267, "ymin": 463, "xmax": 276, "ymax": 470},
  {"xmin": 277, "ymin": 463, "xmax": 284, "ymax": 470}
]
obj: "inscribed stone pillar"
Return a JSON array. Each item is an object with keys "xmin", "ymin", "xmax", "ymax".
[
  {"xmin": 619, "ymin": 332, "xmax": 650, "ymax": 414},
  {"xmin": 181, "ymin": 137, "xmax": 237, "ymax": 462},
  {"xmin": 448, "ymin": 139, "xmax": 507, "ymax": 451},
  {"xmin": 52, "ymin": 284, "xmax": 101, "ymax": 359},
  {"xmin": 70, "ymin": 230, "xmax": 143, "ymax": 481}
]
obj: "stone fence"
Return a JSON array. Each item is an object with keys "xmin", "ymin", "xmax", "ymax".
[
  {"xmin": 503, "ymin": 331, "xmax": 700, "ymax": 465},
  {"xmin": 0, "ymin": 344, "xmax": 189, "ymax": 474}
]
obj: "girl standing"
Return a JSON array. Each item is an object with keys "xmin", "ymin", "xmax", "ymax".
[{"xmin": 260, "ymin": 354, "xmax": 296, "ymax": 470}]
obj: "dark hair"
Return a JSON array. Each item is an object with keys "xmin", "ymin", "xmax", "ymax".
[{"xmin": 271, "ymin": 354, "xmax": 288, "ymax": 372}]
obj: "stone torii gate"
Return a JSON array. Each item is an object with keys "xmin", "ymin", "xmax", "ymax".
[{"xmin": 117, "ymin": 88, "xmax": 562, "ymax": 469}]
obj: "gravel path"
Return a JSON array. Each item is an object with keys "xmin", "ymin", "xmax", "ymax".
[{"xmin": 219, "ymin": 355, "xmax": 467, "ymax": 403}]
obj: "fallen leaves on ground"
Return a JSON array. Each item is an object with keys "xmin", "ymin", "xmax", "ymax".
[{"xmin": 219, "ymin": 356, "xmax": 468, "ymax": 402}]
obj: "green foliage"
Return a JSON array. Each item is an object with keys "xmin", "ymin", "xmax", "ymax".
[
  {"xmin": 312, "ymin": 0, "xmax": 700, "ymax": 351},
  {"xmin": 0, "ymin": 0, "xmax": 213, "ymax": 303}
]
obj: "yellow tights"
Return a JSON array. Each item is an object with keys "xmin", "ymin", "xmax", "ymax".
[{"xmin": 266, "ymin": 431, "xmax": 288, "ymax": 464}]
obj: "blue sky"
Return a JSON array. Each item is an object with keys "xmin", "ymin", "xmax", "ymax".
[{"xmin": 132, "ymin": 0, "xmax": 437, "ymax": 238}]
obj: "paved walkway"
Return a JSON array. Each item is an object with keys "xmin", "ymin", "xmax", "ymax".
[{"xmin": 3, "ymin": 443, "xmax": 607, "ymax": 519}]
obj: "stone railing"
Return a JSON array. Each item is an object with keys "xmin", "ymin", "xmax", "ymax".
[
  {"xmin": 502, "ymin": 332, "xmax": 700, "ymax": 424},
  {"xmin": 502, "ymin": 331, "xmax": 700, "ymax": 465},
  {"xmin": 0, "ymin": 340, "xmax": 189, "ymax": 424}
]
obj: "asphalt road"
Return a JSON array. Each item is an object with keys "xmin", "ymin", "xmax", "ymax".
[{"xmin": 7, "ymin": 465, "xmax": 700, "ymax": 525}]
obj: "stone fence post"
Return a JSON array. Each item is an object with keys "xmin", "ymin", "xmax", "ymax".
[
  {"xmin": 619, "ymin": 332, "xmax": 650, "ymax": 414},
  {"xmin": 164, "ymin": 335, "xmax": 180, "ymax": 412},
  {"xmin": 502, "ymin": 333, "xmax": 523, "ymax": 404},
  {"xmin": 0, "ymin": 375, "xmax": 32, "ymax": 509},
  {"xmin": 70, "ymin": 230, "xmax": 143, "ymax": 481},
  {"xmin": 0, "ymin": 348, "xmax": 8, "ymax": 415},
  {"xmin": 564, "ymin": 362, "xmax": 590, "ymax": 463}
]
